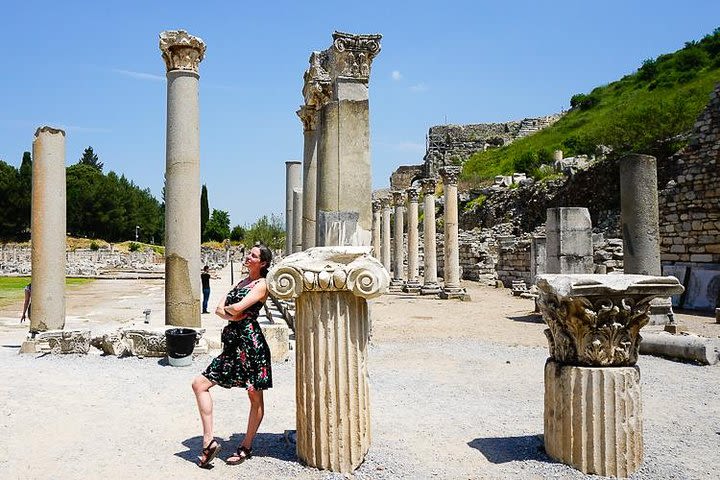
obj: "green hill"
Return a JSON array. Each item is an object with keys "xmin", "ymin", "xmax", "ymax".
[{"xmin": 462, "ymin": 28, "xmax": 720, "ymax": 184}]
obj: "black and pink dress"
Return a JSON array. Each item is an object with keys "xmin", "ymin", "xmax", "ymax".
[{"xmin": 202, "ymin": 278, "xmax": 273, "ymax": 390}]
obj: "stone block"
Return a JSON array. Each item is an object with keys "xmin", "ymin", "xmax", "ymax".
[
  {"xmin": 544, "ymin": 360, "xmax": 643, "ymax": 477},
  {"xmin": 22, "ymin": 329, "xmax": 92, "ymax": 354},
  {"xmin": 260, "ymin": 322, "xmax": 290, "ymax": 363}
]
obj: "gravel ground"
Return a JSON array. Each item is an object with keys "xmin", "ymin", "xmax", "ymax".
[{"xmin": 0, "ymin": 279, "xmax": 718, "ymax": 479}]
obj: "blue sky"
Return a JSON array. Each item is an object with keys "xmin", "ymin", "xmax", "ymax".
[{"xmin": 1, "ymin": 1, "xmax": 719, "ymax": 228}]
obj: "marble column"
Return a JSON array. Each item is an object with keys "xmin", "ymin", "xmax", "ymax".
[
  {"xmin": 285, "ymin": 161, "xmax": 302, "ymax": 255},
  {"xmin": 390, "ymin": 190, "xmax": 405, "ymax": 291},
  {"xmin": 403, "ymin": 187, "xmax": 421, "ymax": 293},
  {"xmin": 620, "ymin": 154, "xmax": 671, "ymax": 325},
  {"xmin": 30, "ymin": 126, "xmax": 67, "ymax": 332},
  {"xmin": 293, "ymin": 188, "xmax": 303, "ymax": 253},
  {"xmin": 537, "ymin": 274, "xmax": 683, "ymax": 477},
  {"xmin": 297, "ymin": 103, "xmax": 323, "ymax": 250},
  {"xmin": 381, "ymin": 197, "xmax": 392, "ymax": 272},
  {"xmin": 545, "ymin": 208, "xmax": 594, "ymax": 274},
  {"xmin": 160, "ymin": 29, "xmax": 205, "ymax": 327},
  {"xmin": 371, "ymin": 199, "xmax": 382, "ymax": 259},
  {"xmin": 420, "ymin": 178, "xmax": 441, "ymax": 295},
  {"xmin": 267, "ymin": 247, "xmax": 390, "ymax": 473},
  {"xmin": 439, "ymin": 166, "xmax": 466, "ymax": 299},
  {"xmin": 315, "ymin": 32, "xmax": 382, "ymax": 247}
]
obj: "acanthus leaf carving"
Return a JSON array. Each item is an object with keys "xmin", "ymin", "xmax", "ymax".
[{"xmin": 159, "ymin": 30, "xmax": 206, "ymax": 73}]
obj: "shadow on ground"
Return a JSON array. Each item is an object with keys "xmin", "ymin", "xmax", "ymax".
[
  {"xmin": 177, "ymin": 432, "xmax": 297, "ymax": 466},
  {"xmin": 506, "ymin": 313, "xmax": 544, "ymax": 324},
  {"xmin": 468, "ymin": 434, "xmax": 549, "ymax": 463}
]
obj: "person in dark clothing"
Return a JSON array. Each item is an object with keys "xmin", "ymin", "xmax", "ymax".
[{"xmin": 201, "ymin": 266, "xmax": 211, "ymax": 314}]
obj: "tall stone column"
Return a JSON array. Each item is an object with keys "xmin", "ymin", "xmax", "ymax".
[
  {"xmin": 293, "ymin": 188, "xmax": 303, "ymax": 253},
  {"xmin": 298, "ymin": 106, "xmax": 320, "ymax": 249},
  {"xmin": 545, "ymin": 208, "xmax": 594, "ymax": 274},
  {"xmin": 285, "ymin": 161, "xmax": 302, "ymax": 255},
  {"xmin": 420, "ymin": 178, "xmax": 441, "ymax": 295},
  {"xmin": 160, "ymin": 30, "xmax": 205, "ymax": 328},
  {"xmin": 403, "ymin": 187, "xmax": 421, "ymax": 293},
  {"xmin": 30, "ymin": 126, "xmax": 67, "ymax": 332},
  {"xmin": 390, "ymin": 190, "xmax": 405, "ymax": 291},
  {"xmin": 620, "ymin": 154, "xmax": 672, "ymax": 325},
  {"xmin": 267, "ymin": 247, "xmax": 390, "ymax": 473},
  {"xmin": 315, "ymin": 32, "xmax": 382, "ymax": 247},
  {"xmin": 537, "ymin": 274, "xmax": 683, "ymax": 477},
  {"xmin": 371, "ymin": 200, "xmax": 381, "ymax": 259},
  {"xmin": 381, "ymin": 197, "xmax": 392, "ymax": 272},
  {"xmin": 439, "ymin": 166, "xmax": 466, "ymax": 299}
]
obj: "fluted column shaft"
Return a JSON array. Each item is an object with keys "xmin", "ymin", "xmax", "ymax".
[
  {"xmin": 160, "ymin": 29, "xmax": 205, "ymax": 327},
  {"xmin": 31, "ymin": 127, "xmax": 66, "ymax": 332},
  {"xmin": 421, "ymin": 178, "xmax": 440, "ymax": 294}
]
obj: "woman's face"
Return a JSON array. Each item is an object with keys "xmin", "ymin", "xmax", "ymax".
[{"xmin": 244, "ymin": 247, "xmax": 265, "ymax": 270}]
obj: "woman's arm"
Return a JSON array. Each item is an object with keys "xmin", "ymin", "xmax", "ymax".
[
  {"xmin": 20, "ymin": 288, "xmax": 30, "ymax": 323},
  {"xmin": 215, "ymin": 279, "xmax": 268, "ymax": 321}
]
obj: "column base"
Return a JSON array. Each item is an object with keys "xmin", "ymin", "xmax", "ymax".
[
  {"xmin": 439, "ymin": 286, "xmax": 471, "ymax": 301},
  {"xmin": 420, "ymin": 283, "xmax": 442, "ymax": 295},
  {"xmin": 402, "ymin": 281, "xmax": 421, "ymax": 294},
  {"xmin": 544, "ymin": 360, "xmax": 643, "ymax": 477},
  {"xmin": 389, "ymin": 278, "xmax": 405, "ymax": 292}
]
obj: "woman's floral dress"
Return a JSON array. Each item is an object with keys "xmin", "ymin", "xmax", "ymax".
[{"xmin": 202, "ymin": 278, "xmax": 273, "ymax": 390}]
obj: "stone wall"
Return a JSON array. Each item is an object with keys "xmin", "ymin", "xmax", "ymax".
[{"xmin": 389, "ymin": 165, "xmax": 425, "ymax": 190}]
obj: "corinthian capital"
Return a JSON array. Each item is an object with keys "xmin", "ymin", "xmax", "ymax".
[
  {"xmin": 324, "ymin": 31, "xmax": 382, "ymax": 81},
  {"xmin": 406, "ymin": 187, "xmax": 419, "ymax": 203},
  {"xmin": 420, "ymin": 178, "xmax": 437, "ymax": 195},
  {"xmin": 296, "ymin": 105, "xmax": 319, "ymax": 132},
  {"xmin": 302, "ymin": 51, "xmax": 333, "ymax": 108},
  {"xmin": 267, "ymin": 247, "xmax": 390, "ymax": 300},
  {"xmin": 536, "ymin": 274, "xmax": 684, "ymax": 367},
  {"xmin": 439, "ymin": 166, "xmax": 461, "ymax": 186},
  {"xmin": 372, "ymin": 200, "xmax": 382, "ymax": 213},
  {"xmin": 159, "ymin": 30, "xmax": 206, "ymax": 73},
  {"xmin": 391, "ymin": 190, "xmax": 405, "ymax": 206}
]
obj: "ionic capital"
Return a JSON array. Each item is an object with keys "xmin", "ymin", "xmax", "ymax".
[
  {"xmin": 439, "ymin": 166, "xmax": 461, "ymax": 186},
  {"xmin": 536, "ymin": 274, "xmax": 684, "ymax": 367},
  {"xmin": 296, "ymin": 105, "xmax": 319, "ymax": 132},
  {"xmin": 302, "ymin": 51, "xmax": 333, "ymax": 108},
  {"xmin": 267, "ymin": 247, "xmax": 390, "ymax": 300},
  {"xmin": 324, "ymin": 31, "xmax": 382, "ymax": 82},
  {"xmin": 159, "ymin": 30, "xmax": 206, "ymax": 73},
  {"xmin": 420, "ymin": 178, "xmax": 436, "ymax": 195},
  {"xmin": 406, "ymin": 187, "xmax": 419, "ymax": 203}
]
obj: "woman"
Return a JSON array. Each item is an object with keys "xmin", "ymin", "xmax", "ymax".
[{"xmin": 191, "ymin": 244, "xmax": 273, "ymax": 468}]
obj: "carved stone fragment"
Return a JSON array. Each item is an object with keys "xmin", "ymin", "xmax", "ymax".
[{"xmin": 33, "ymin": 329, "xmax": 91, "ymax": 354}]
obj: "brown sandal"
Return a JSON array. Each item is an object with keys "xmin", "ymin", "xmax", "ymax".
[
  {"xmin": 197, "ymin": 439, "xmax": 221, "ymax": 468},
  {"xmin": 226, "ymin": 445, "xmax": 252, "ymax": 465}
]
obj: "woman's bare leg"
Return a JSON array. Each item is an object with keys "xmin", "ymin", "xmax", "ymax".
[
  {"xmin": 192, "ymin": 375, "xmax": 216, "ymax": 448},
  {"xmin": 242, "ymin": 389, "xmax": 264, "ymax": 449}
]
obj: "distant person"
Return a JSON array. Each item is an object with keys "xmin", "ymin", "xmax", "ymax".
[
  {"xmin": 191, "ymin": 245, "xmax": 274, "ymax": 468},
  {"xmin": 201, "ymin": 266, "xmax": 211, "ymax": 314}
]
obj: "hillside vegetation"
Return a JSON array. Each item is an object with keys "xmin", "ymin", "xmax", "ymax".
[{"xmin": 462, "ymin": 28, "xmax": 720, "ymax": 184}]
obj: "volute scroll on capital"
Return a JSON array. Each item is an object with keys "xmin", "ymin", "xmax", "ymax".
[
  {"xmin": 159, "ymin": 30, "xmax": 206, "ymax": 73},
  {"xmin": 439, "ymin": 166, "xmax": 461, "ymax": 185},
  {"xmin": 267, "ymin": 247, "xmax": 390, "ymax": 300},
  {"xmin": 325, "ymin": 31, "xmax": 382, "ymax": 81},
  {"xmin": 302, "ymin": 51, "xmax": 332, "ymax": 108}
]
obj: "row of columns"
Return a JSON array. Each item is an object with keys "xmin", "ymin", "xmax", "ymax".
[{"xmin": 370, "ymin": 166, "xmax": 464, "ymax": 298}]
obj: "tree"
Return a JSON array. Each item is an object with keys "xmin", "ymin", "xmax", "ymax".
[
  {"xmin": 78, "ymin": 146, "xmax": 103, "ymax": 172},
  {"xmin": 230, "ymin": 225, "xmax": 245, "ymax": 242},
  {"xmin": 243, "ymin": 214, "xmax": 285, "ymax": 250},
  {"xmin": 204, "ymin": 209, "xmax": 231, "ymax": 242},
  {"xmin": 200, "ymin": 184, "xmax": 209, "ymax": 241}
]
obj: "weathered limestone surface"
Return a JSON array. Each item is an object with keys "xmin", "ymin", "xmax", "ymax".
[
  {"xmin": 545, "ymin": 208, "xmax": 594, "ymax": 274},
  {"xmin": 293, "ymin": 188, "xmax": 303, "ymax": 253},
  {"xmin": 381, "ymin": 197, "xmax": 392, "ymax": 272},
  {"xmin": 544, "ymin": 360, "xmax": 643, "ymax": 477},
  {"xmin": 403, "ymin": 188, "xmax": 421, "ymax": 293},
  {"xmin": 315, "ymin": 32, "xmax": 382, "ymax": 247},
  {"xmin": 285, "ymin": 161, "xmax": 302, "ymax": 255},
  {"xmin": 371, "ymin": 200, "xmax": 382, "ymax": 260},
  {"xmin": 439, "ymin": 166, "xmax": 467, "ymax": 299},
  {"xmin": 160, "ymin": 29, "xmax": 205, "ymax": 327},
  {"xmin": 390, "ymin": 190, "xmax": 405, "ymax": 290},
  {"xmin": 298, "ymin": 104, "xmax": 321, "ymax": 250},
  {"xmin": 21, "ymin": 329, "xmax": 90, "ymax": 354},
  {"xmin": 420, "ymin": 178, "xmax": 441, "ymax": 295},
  {"xmin": 31, "ymin": 127, "xmax": 67, "ymax": 332},
  {"xmin": 267, "ymin": 247, "xmax": 389, "ymax": 473}
]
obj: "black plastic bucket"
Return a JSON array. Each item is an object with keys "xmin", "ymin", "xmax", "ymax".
[{"xmin": 165, "ymin": 328, "xmax": 197, "ymax": 366}]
